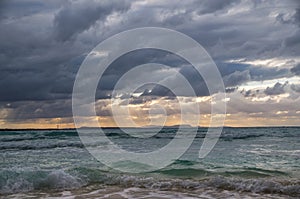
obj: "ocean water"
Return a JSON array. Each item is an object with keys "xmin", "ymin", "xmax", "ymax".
[{"xmin": 0, "ymin": 127, "xmax": 299, "ymax": 198}]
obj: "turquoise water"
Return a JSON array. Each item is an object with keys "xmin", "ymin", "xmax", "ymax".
[{"xmin": 0, "ymin": 127, "xmax": 299, "ymax": 198}]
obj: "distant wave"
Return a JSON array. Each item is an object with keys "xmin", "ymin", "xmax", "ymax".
[
  {"xmin": 0, "ymin": 131, "xmax": 78, "ymax": 136},
  {"xmin": 0, "ymin": 131, "xmax": 79, "ymax": 143},
  {"xmin": 220, "ymin": 133, "xmax": 265, "ymax": 141},
  {"xmin": 0, "ymin": 142, "xmax": 84, "ymax": 150},
  {"xmin": 0, "ymin": 128, "xmax": 299, "ymax": 142}
]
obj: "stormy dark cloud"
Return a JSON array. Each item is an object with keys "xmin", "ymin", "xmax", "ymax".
[
  {"xmin": 225, "ymin": 87, "xmax": 237, "ymax": 93},
  {"xmin": 197, "ymin": 0, "xmax": 240, "ymax": 14},
  {"xmin": 0, "ymin": 0, "xmax": 299, "ymax": 126},
  {"xmin": 291, "ymin": 63, "xmax": 300, "ymax": 76},
  {"xmin": 293, "ymin": 8, "xmax": 300, "ymax": 26},
  {"xmin": 142, "ymin": 85, "xmax": 177, "ymax": 98},
  {"xmin": 223, "ymin": 70, "xmax": 251, "ymax": 87},
  {"xmin": 264, "ymin": 82, "xmax": 288, "ymax": 96},
  {"xmin": 53, "ymin": 0, "xmax": 131, "ymax": 41},
  {"xmin": 2, "ymin": 99, "xmax": 72, "ymax": 121},
  {"xmin": 291, "ymin": 83, "xmax": 300, "ymax": 92}
]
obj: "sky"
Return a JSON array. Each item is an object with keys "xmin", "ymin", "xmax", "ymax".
[{"xmin": 0, "ymin": 0, "xmax": 300, "ymax": 128}]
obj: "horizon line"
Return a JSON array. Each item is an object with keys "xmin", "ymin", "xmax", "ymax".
[{"xmin": 0, "ymin": 125, "xmax": 300, "ymax": 131}]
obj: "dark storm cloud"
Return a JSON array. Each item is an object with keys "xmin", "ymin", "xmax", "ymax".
[
  {"xmin": 0, "ymin": 0, "xmax": 297, "ymax": 102},
  {"xmin": 0, "ymin": 0, "xmax": 63, "ymax": 20},
  {"xmin": 282, "ymin": 6, "xmax": 300, "ymax": 56},
  {"xmin": 243, "ymin": 90, "xmax": 252, "ymax": 97},
  {"xmin": 0, "ymin": 0, "xmax": 299, "ymax": 124},
  {"xmin": 0, "ymin": 44, "xmax": 82, "ymax": 102},
  {"xmin": 94, "ymin": 49, "xmax": 189, "ymax": 99},
  {"xmin": 219, "ymin": 62, "xmax": 289, "ymax": 82},
  {"xmin": 240, "ymin": 89, "xmax": 260, "ymax": 98},
  {"xmin": 225, "ymin": 87, "xmax": 237, "ymax": 93},
  {"xmin": 2, "ymin": 100, "xmax": 72, "ymax": 121},
  {"xmin": 291, "ymin": 63, "xmax": 300, "ymax": 76},
  {"xmin": 250, "ymin": 66, "xmax": 289, "ymax": 81},
  {"xmin": 98, "ymin": 57, "xmax": 288, "ymax": 98},
  {"xmin": 142, "ymin": 85, "xmax": 177, "ymax": 98},
  {"xmin": 177, "ymin": 65, "xmax": 209, "ymax": 96},
  {"xmin": 0, "ymin": 1, "xmax": 87, "ymax": 102},
  {"xmin": 223, "ymin": 70, "xmax": 251, "ymax": 87},
  {"xmin": 293, "ymin": 8, "xmax": 300, "ymax": 26},
  {"xmin": 291, "ymin": 83, "xmax": 300, "ymax": 92},
  {"xmin": 264, "ymin": 82, "xmax": 288, "ymax": 96},
  {"xmin": 196, "ymin": 0, "xmax": 240, "ymax": 14},
  {"xmin": 123, "ymin": 95, "xmax": 160, "ymax": 106},
  {"xmin": 95, "ymin": 101, "xmax": 112, "ymax": 117},
  {"xmin": 53, "ymin": 0, "xmax": 131, "ymax": 41},
  {"xmin": 284, "ymin": 30, "xmax": 300, "ymax": 50}
]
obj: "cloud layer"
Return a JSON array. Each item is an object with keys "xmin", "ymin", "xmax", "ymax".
[{"xmin": 0, "ymin": 0, "xmax": 299, "ymax": 127}]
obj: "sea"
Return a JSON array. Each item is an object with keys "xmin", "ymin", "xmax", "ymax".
[{"xmin": 0, "ymin": 127, "xmax": 299, "ymax": 198}]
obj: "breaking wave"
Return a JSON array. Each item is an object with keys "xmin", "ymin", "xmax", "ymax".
[{"xmin": 0, "ymin": 167, "xmax": 299, "ymax": 197}]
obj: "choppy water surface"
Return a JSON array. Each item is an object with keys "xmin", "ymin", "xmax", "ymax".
[{"xmin": 0, "ymin": 127, "xmax": 299, "ymax": 198}]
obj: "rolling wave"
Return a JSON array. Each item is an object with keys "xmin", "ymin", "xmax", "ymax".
[
  {"xmin": 0, "ymin": 142, "xmax": 84, "ymax": 150},
  {"xmin": 0, "ymin": 128, "xmax": 299, "ymax": 142},
  {"xmin": 0, "ymin": 167, "xmax": 299, "ymax": 197}
]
